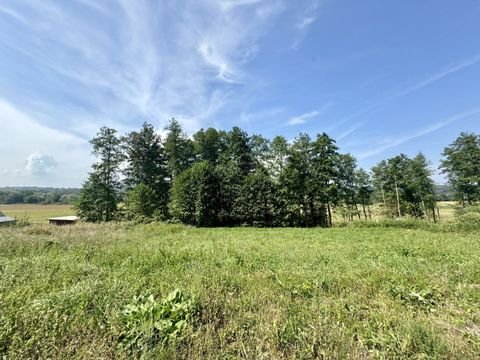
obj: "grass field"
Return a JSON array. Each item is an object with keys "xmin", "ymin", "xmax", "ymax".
[
  {"xmin": 0, "ymin": 222, "xmax": 479, "ymax": 359},
  {"xmin": 0, "ymin": 202, "xmax": 459, "ymax": 225},
  {"xmin": 0, "ymin": 204, "xmax": 74, "ymax": 223}
]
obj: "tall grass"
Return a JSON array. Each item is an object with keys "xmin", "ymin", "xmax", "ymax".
[{"xmin": 0, "ymin": 223, "xmax": 479, "ymax": 358}]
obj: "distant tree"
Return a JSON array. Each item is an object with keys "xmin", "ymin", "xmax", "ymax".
[
  {"xmin": 163, "ymin": 118, "xmax": 194, "ymax": 181},
  {"xmin": 372, "ymin": 153, "xmax": 437, "ymax": 219},
  {"xmin": 123, "ymin": 122, "xmax": 169, "ymax": 218},
  {"xmin": 440, "ymin": 132, "xmax": 480, "ymax": 205},
  {"xmin": 76, "ymin": 127, "xmax": 123, "ymax": 222}
]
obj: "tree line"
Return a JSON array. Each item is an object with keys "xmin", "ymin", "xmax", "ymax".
[
  {"xmin": 0, "ymin": 188, "xmax": 79, "ymax": 205},
  {"xmin": 76, "ymin": 120, "xmax": 480, "ymax": 226}
]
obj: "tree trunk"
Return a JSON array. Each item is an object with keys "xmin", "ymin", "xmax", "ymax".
[
  {"xmin": 394, "ymin": 177, "xmax": 401, "ymax": 217},
  {"xmin": 327, "ymin": 202, "xmax": 332, "ymax": 227},
  {"xmin": 354, "ymin": 204, "xmax": 361, "ymax": 220},
  {"xmin": 380, "ymin": 183, "xmax": 387, "ymax": 209}
]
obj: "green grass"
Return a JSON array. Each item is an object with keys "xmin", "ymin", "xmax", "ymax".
[
  {"xmin": 0, "ymin": 204, "xmax": 74, "ymax": 224},
  {"xmin": 1, "ymin": 223, "xmax": 479, "ymax": 359}
]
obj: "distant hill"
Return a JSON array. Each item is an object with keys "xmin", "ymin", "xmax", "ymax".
[{"xmin": 435, "ymin": 184, "xmax": 455, "ymax": 201}]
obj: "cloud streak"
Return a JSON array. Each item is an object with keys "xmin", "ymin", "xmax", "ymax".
[
  {"xmin": 287, "ymin": 110, "xmax": 320, "ymax": 125},
  {"xmin": 357, "ymin": 108, "xmax": 480, "ymax": 159},
  {"xmin": 329, "ymin": 54, "xmax": 480, "ymax": 133},
  {"xmin": 291, "ymin": 0, "xmax": 321, "ymax": 49}
]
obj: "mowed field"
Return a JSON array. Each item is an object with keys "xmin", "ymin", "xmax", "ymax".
[
  {"xmin": 0, "ymin": 204, "xmax": 74, "ymax": 223},
  {"xmin": 0, "ymin": 223, "xmax": 479, "ymax": 359}
]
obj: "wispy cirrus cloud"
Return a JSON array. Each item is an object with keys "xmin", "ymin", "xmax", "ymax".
[
  {"xmin": 330, "ymin": 54, "xmax": 480, "ymax": 134},
  {"xmin": 394, "ymin": 54, "xmax": 480, "ymax": 98},
  {"xmin": 287, "ymin": 110, "xmax": 320, "ymax": 125},
  {"xmin": 287, "ymin": 102, "xmax": 332, "ymax": 126},
  {"xmin": 0, "ymin": 0, "xmax": 284, "ymax": 137},
  {"xmin": 356, "ymin": 108, "xmax": 480, "ymax": 159},
  {"xmin": 291, "ymin": 0, "xmax": 321, "ymax": 49}
]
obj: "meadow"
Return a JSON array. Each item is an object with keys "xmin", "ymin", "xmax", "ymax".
[
  {"xmin": 0, "ymin": 221, "xmax": 479, "ymax": 359},
  {"xmin": 0, "ymin": 204, "xmax": 74, "ymax": 224}
]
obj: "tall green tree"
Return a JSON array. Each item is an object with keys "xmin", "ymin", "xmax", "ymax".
[
  {"xmin": 192, "ymin": 127, "xmax": 226, "ymax": 164},
  {"xmin": 163, "ymin": 118, "xmax": 194, "ymax": 181},
  {"xmin": 440, "ymin": 132, "xmax": 480, "ymax": 205},
  {"xmin": 224, "ymin": 126, "xmax": 255, "ymax": 177},
  {"xmin": 280, "ymin": 133, "xmax": 314, "ymax": 227},
  {"xmin": 123, "ymin": 122, "xmax": 169, "ymax": 218},
  {"xmin": 311, "ymin": 133, "xmax": 340, "ymax": 226},
  {"xmin": 371, "ymin": 160, "xmax": 389, "ymax": 212},
  {"xmin": 268, "ymin": 135, "xmax": 289, "ymax": 179},
  {"xmin": 250, "ymin": 134, "xmax": 270, "ymax": 167},
  {"xmin": 76, "ymin": 127, "xmax": 123, "ymax": 222},
  {"xmin": 236, "ymin": 168, "xmax": 278, "ymax": 227},
  {"xmin": 170, "ymin": 162, "xmax": 221, "ymax": 226},
  {"xmin": 372, "ymin": 153, "xmax": 437, "ymax": 219},
  {"xmin": 409, "ymin": 153, "xmax": 437, "ymax": 220},
  {"xmin": 337, "ymin": 154, "xmax": 359, "ymax": 221}
]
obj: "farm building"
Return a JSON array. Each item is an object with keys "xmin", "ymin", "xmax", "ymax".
[
  {"xmin": 49, "ymin": 216, "xmax": 79, "ymax": 226},
  {"xmin": 0, "ymin": 211, "xmax": 16, "ymax": 226}
]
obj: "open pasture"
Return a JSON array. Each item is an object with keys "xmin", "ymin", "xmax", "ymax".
[
  {"xmin": 0, "ymin": 204, "xmax": 74, "ymax": 224},
  {"xmin": 0, "ymin": 223, "xmax": 478, "ymax": 359}
]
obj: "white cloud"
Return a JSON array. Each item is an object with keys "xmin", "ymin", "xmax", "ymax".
[
  {"xmin": 287, "ymin": 102, "xmax": 332, "ymax": 126},
  {"xmin": 0, "ymin": 99, "xmax": 90, "ymax": 187},
  {"xmin": 25, "ymin": 153, "xmax": 58, "ymax": 176},
  {"xmin": 287, "ymin": 111, "xmax": 320, "ymax": 125}
]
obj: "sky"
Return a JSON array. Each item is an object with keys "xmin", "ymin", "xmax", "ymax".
[{"xmin": 0, "ymin": 0, "xmax": 479, "ymax": 187}]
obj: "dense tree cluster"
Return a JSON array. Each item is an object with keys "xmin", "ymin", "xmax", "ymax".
[
  {"xmin": 77, "ymin": 120, "xmax": 477, "ymax": 226},
  {"xmin": 371, "ymin": 154, "xmax": 437, "ymax": 220},
  {"xmin": 0, "ymin": 188, "xmax": 79, "ymax": 205},
  {"xmin": 440, "ymin": 132, "xmax": 480, "ymax": 205}
]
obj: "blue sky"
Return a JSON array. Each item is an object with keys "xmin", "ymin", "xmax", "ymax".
[{"xmin": 0, "ymin": 0, "xmax": 479, "ymax": 187}]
